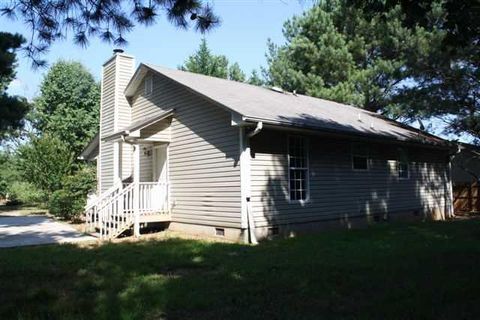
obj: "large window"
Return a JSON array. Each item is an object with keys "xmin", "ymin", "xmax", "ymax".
[
  {"xmin": 352, "ymin": 144, "xmax": 369, "ymax": 170},
  {"xmin": 288, "ymin": 136, "xmax": 309, "ymax": 201}
]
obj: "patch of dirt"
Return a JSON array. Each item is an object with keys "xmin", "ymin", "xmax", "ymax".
[{"xmin": 0, "ymin": 204, "xmax": 48, "ymax": 217}]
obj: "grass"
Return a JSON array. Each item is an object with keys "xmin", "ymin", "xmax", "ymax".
[{"xmin": 1, "ymin": 220, "xmax": 480, "ymax": 319}]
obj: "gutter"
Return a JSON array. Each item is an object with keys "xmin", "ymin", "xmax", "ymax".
[{"xmin": 242, "ymin": 116, "xmax": 452, "ymax": 151}]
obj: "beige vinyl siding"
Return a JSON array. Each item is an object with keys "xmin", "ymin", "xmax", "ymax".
[
  {"xmin": 250, "ymin": 129, "xmax": 451, "ymax": 227},
  {"xmin": 140, "ymin": 120, "xmax": 171, "ymax": 142},
  {"xmin": 115, "ymin": 56, "xmax": 134, "ymax": 130},
  {"xmin": 140, "ymin": 145, "xmax": 153, "ymax": 182},
  {"xmin": 99, "ymin": 59, "xmax": 116, "ymax": 192},
  {"xmin": 99, "ymin": 142, "xmax": 114, "ymax": 192},
  {"xmin": 116, "ymin": 56, "xmax": 134, "ymax": 182},
  {"xmin": 130, "ymin": 72, "xmax": 241, "ymax": 228}
]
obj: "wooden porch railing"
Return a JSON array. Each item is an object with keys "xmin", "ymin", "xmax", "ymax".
[{"xmin": 85, "ymin": 182, "xmax": 170, "ymax": 239}]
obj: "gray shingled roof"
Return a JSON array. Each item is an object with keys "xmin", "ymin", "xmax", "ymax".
[{"xmin": 129, "ymin": 64, "xmax": 447, "ymax": 147}]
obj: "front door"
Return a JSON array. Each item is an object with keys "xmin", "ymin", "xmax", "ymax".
[
  {"xmin": 152, "ymin": 144, "xmax": 168, "ymax": 183},
  {"xmin": 152, "ymin": 144, "xmax": 169, "ymax": 211}
]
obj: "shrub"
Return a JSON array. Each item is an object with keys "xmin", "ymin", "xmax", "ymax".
[
  {"xmin": 48, "ymin": 165, "xmax": 96, "ymax": 220},
  {"xmin": 7, "ymin": 181, "xmax": 46, "ymax": 205},
  {"xmin": 49, "ymin": 189, "xmax": 83, "ymax": 220}
]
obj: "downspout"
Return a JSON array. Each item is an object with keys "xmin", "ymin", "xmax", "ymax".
[
  {"xmin": 244, "ymin": 121, "xmax": 263, "ymax": 244},
  {"xmin": 247, "ymin": 121, "xmax": 263, "ymax": 139},
  {"xmin": 447, "ymin": 145, "xmax": 461, "ymax": 218}
]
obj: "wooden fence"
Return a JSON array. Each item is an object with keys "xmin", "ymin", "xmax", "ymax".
[{"xmin": 453, "ymin": 183, "xmax": 480, "ymax": 214}]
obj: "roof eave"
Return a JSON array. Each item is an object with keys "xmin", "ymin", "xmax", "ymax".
[
  {"xmin": 78, "ymin": 132, "xmax": 100, "ymax": 161},
  {"xmin": 242, "ymin": 116, "xmax": 452, "ymax": 151}
]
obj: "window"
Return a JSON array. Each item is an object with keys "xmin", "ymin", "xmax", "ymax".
[
  {"xmin": 352, "ymin": 144, "xmax": 369, "ymax": 170},
  {"xmin": 398, "ymin": 162, "xmax": 409, "ymax": 179},
  {"xmin": 397, "ymin": 148, "xmax": 409, "ymax": 179},
  {"xmin": 144, "ymin": 75, "xmax": 153, "ymax": 95},
  {"xmin": 288, "ymin": 136, "xmax": 309, "ymax": 201}
]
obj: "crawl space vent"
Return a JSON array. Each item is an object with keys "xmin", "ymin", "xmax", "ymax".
[{"xmin": 215, "ymin": 228, "xmax": 225, "ymax": 237}]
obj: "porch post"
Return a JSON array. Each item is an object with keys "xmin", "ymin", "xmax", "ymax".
[
  {"xmin": 113, "ymin": 141, "xmax": 122, "ymax": 186},
  {"xmin": 133, "ymin": 144, "xmax": 141, "ymax": 237}
]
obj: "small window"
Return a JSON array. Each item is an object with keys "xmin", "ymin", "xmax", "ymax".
[
  {"xmin": 144, "ymin": 75, "xmax": 153, "ymax": 95},
  {"xmin": 288, "ymin": 136, "xmax": 309, "ymax": 201},
  {"xmin": 352, "ymin": 144, "xmax": 369, "ymax": 170},
  {"xmin": 215, "ymin": 228, "xmax": 225, "ymax": 237},
  {"xmin": 398, "ymin": 162, "xmax": 409, "ymax": 179},
  {"xmin": 397, "ymin": 148, "xmax": 409, "ymax": 179}
]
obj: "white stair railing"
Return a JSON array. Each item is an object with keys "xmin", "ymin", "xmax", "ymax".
[
  {"xmin": 85, "ymin": 182, "xmax": 170, "ymax": 239},
  {"xmin": 97, "ymin": 183, "xmax": 135, "ymax": 239},
  {"xmin": 85, "ymin": 183, "xmax": 122, "ymax": 233}
]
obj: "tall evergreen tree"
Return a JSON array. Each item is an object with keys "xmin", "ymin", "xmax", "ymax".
[
  {"xmin": 228, "ymin": 62, "xmax": 246, "ymax": 82},
  {"xmin": 31, "ymin": 61, "xmax": 100, "ymax": 154},
  {"xmin": 248, "ymin": 70, "xmax": 265, "ymax": 86},
  {"xmin": 0, "ymin": 32, "xmax": 30, "ymax": 141},
  {"xmin": 180, "ymin": 39, "xmax": 248, "ymax": 82},
  {"xmin": 266, "ymin": 0, "xmax": 480, "ymax": 140}
]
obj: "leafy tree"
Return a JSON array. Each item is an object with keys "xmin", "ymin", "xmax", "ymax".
[
  {"xmin": 0, "ymin": 151, "xmax": 17, "ymax": 198},
  {"xmin": 2, "ymin": 0, "xmax": 219, "ymax": 67},
  {"xmin": 266, "ymin": 0, "xmax": 480, "ymax": 140},
  {"xmin": 16, "ymin": 135, "xmax": 74, "ymax": 197},
  {"xmin": 0, "ymin": 32, "xmax": 30, "ymax": 140},
  {"xmin": 31, "ymin": 60, "xmax": 100, "ymax": 154}
]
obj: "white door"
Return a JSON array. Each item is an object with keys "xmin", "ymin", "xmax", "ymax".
[{"xmin": 152, "ymin": 144, "xmax": 168, "ymax": 210}]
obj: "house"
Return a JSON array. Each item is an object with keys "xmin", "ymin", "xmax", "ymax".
[
  {"xmin": 81, "ymin": 50, "xmax": 455, "ymax": 242},
  {"xmin": 451, "ymin": 143, "xmax": 480, "ymax": 214}
]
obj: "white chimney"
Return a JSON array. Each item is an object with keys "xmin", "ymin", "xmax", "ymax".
[{"xmin": 98, "ymin": 50, "xmax": 135, "ymax": 192}]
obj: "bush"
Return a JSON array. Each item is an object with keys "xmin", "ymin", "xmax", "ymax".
[
  {"xmin": 16, "ymin": 135, "xmax": 74, "ymax": 196},
  {"xmin": 7, "ymin": 181, "xmax": 46, "ymax": 205},
  {"xmin": 48, "ymin": 166, "xmax": 96, "ymax": 220},
  {"xmin": 49, "ymin": 189, "xmax": 84, "ymax": 220}
]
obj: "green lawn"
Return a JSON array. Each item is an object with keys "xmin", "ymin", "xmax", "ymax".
[{"xmin": 1, "ymin": 220, "xmax": 480, "ymax": 319}]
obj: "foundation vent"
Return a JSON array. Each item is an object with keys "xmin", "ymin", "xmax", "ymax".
[{"xmin": 268, "ymin": 227, "xmax": 279, "ymax": 236}]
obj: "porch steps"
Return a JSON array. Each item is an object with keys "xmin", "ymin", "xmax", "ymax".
[{"xmin": 85, "ymin": 182, "xmax": 171, "ymax": 240}]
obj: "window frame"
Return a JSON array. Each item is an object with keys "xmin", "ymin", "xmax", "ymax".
[
  {"xmin": 351, "ymin": 143, "xmax": 369, "ymax": 171},
  {"xmin": 144, "ymin": 75, "xmax": 153, "ymax": 96},
  {"xmin": 287, "ymin": 135, "xmax": 310, "ymax": 203}
]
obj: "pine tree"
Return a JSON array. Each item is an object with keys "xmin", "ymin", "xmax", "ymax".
[
  {"xmin": 180, "ymin": 39, "xmax": 248, "ymax": 82},
  {"xmin": 2, "ymin": 0, "xmax": 219, "ymax": 67},
  {"xmin": 0, "ymin": 32, "xmax": 30, "ymax": 141},
  {"xmin": 266, "ymin": 0, "xmax": 480, "ymax": 140}
]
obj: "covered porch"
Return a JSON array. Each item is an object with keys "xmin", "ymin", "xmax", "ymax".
[{"xmin": 85, "ymin": 110, "xmax": 174, "ymax": 239}]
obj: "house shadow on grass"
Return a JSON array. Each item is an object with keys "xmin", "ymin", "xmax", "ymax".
[{"xmin": 1, "ymin": 220, "xmax": 480, "ymax": 320}]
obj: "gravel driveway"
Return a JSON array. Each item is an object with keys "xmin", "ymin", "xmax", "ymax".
[{"xmin": 0, "ymin": 215, "xmax": 95, "ymax": 248}]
